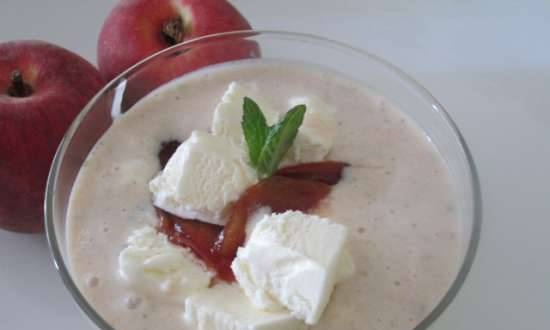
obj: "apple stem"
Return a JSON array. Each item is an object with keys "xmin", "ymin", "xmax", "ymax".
[
  {"xmin": 7, "ymin": 70, "xmax": 33, "ymax": 97},
  {"xmin": 162, "ymin": 18, "xmax": 185, "ymax": 45}
]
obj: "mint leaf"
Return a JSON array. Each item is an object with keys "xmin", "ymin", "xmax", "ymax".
[
  {"xmin": 242, "ymin": 97, "xmax": 269, "ymax": 166},
  {"xmin": 256, "ymin": 104, "xmax": 306, "ymax": 177},
  {"xmin": 241, "ymin": 97, "xmax": 307, "ymax": 177}
]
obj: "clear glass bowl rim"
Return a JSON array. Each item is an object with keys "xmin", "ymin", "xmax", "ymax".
[{"xmin": 45, "ymin": 30, "xmax": 482, "ymax": 330}]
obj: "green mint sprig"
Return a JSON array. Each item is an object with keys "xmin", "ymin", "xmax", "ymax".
[{"xmin": 241, "ymin": 97, "xmax": 306, "ymax": 178}]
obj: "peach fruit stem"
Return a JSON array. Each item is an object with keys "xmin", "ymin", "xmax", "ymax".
[
  {"xmin": 162, "ymin": 18, "xmax": 185, "ymax": 45},
  {"xmin": 7, "ymin": 70, "xmax": 33, "ymax": 97}
]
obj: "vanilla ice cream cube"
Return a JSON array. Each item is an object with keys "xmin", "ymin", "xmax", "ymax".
[
  {"xmin": 119, "ymin": 226, "xmax": 213, "ymax": 301},
  {"xmin": 184, "ymin": 284, "xmax": 306, "ymax": 330},
  {"xmin": 212, "ymin": 82, "xmax": 279, "ymax": 144},
  {"xmin": 232, "ymin": 211, "xmax": 353, "ymax": 325},
  {"xmin": 149, "ymin": 131, "xmax": 257, "ymax": 225},
  {"xmin": 284, "ymin": 96, "xmax": 336, "ymax": 165}
]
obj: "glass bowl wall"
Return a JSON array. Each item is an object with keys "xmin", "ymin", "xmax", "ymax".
[{"xmin": 45, "ymin": 31, "xmax": 481, "ymax": 330}]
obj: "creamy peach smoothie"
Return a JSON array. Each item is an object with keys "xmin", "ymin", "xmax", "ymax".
[{"xmin": 67, "ymin": 60, "xmax": 460, "ymax": 330}]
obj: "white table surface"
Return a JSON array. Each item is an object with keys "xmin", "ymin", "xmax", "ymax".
[{"xmin": 1, "ymin": 0, "xmax": 549, "ymax": 329}]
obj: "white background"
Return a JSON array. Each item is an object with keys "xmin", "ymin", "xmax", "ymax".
[{"xmin": 1, "ymin": 0, "xmax": 549, "ymax": 329}]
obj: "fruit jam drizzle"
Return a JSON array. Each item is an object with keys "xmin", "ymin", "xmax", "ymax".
[{"xmin": 156, "ymin": 141, "xmax": 348, "ymax": 282}]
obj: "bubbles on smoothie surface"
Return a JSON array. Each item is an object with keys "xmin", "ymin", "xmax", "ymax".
[
  {"xmin": 125, "ymin": 296, "xmax": 143, "ymax": 310},
  {"xmin": 86, "ymin": 275, "xmax": 100, "ymax": 288}
]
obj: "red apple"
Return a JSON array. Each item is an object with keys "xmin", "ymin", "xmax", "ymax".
[
  {"xmin": 117, "ymin": 32, "xmax": 260, "ymax": 110},
  {"xmin": 0, "ymin": 41, "xmax": 105, "ymax": 233},
  {"xmin": 97, "ymin": 0, "xmax": 254, "ymax": 82}
]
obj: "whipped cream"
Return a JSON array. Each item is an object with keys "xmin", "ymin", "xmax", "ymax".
[
  {"xmin": 283, "ymin": 96, "xmax": 337, "ymax": 165},
  {"xmin": 149, "ymin": 130, "xmax": 257, "ymax": 225},
  {"xmin": 212, "ymin": 81, "xmax": 279, "ymax": 145},
  {"xmin": 232, "ymin": 211, "xmax": 353, "ymax": 324},
  {"xmin": 118, "ymin": 226, "xmax": 213, "ymax": 301},
  {"xmin": 184, "ymin": 284, "xmax": 306, "ymax": 330}
]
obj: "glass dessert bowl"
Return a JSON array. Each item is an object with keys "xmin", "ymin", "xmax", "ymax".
[{"xmin": 45, "ymin": 31, "xmax": 481, "ymax": 330}]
